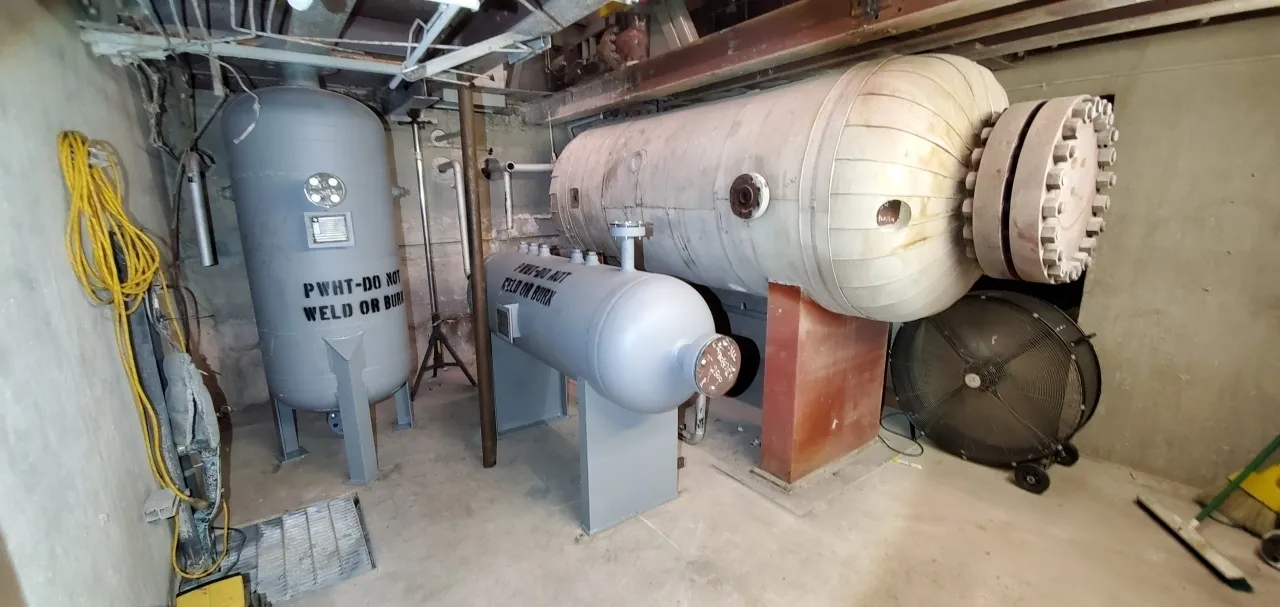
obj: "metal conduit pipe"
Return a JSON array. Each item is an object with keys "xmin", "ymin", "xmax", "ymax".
[
  {"xmin": 437, "ymin": 159, "xmax": 472, "ymax": 275},
  {"xmin": 460, "ymin": 85, "xmax": 498, "ymax": 469},
  {"xmin": 184, "ymin": 153, "xmax": 217, "ymax": 267}
]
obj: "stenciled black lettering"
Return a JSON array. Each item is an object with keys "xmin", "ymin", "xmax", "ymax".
[
  {"xmin": 319, "ymin": 306, "xmax": 331, "ymax": 321},
  {"xmin": 303, "ymin": 283, "xmax": 315, "ymax": 299},
  {"xmin": 332, "ymin": 280, "xmax": 345, "ymax": 296},
  {"xmin": 317, "ymin": 282, "xmax": 330, "ymax": 297},
  {"xmin": 359, "ymin": 300, "xmax": 371, "ymax": 315},
  {"xmin": 303, "ymin": 306, "xmax": 318, "ymax": 321},
  {"xmin": 344, "ymin": 278, "xmax": 355, "ymax": 293},
  {"xmin": 341, "ymin": 303, "xmax": 353, "ymax": 318}
]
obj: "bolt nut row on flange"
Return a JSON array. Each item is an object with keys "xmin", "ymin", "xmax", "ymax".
[{"xmin": 963, "ymin": 94, "xmax": 1118, "ymax": 284}]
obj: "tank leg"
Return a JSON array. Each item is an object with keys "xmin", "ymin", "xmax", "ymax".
[
  {"xmin": 491, "ymin": 334, "xmax": 565, "ymax": 435},
  {"xmin": 578, "ymin": 380, "xmax": 678, "ymax": 534},
  {"xmin": 273, "ymin": 400, "xmax": 309, "ymax": 463},
  {"xmin": 393, "ymin": 382, "xmax": 414, "ymax": 431},
  {"xmin": 324, "ymin": 334, "xmax": 379, "ymax": 485}
]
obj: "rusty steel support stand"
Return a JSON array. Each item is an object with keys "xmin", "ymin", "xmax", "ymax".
[
  {"xmin": 459, "ymin": 84, "xmax": 498, "ymax": 468},
  {"xmin": 758, "ymin": 282, "xmax": 889, "ymax": 484}
]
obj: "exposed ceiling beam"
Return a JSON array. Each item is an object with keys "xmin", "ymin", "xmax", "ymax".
[
  {"xmin": 520, "ymin": 0, "xmax": 1025, "ymax": 125},
  {"xmin": 959, "ymin": 0, "xmax": 1280, "ymax": 58}
]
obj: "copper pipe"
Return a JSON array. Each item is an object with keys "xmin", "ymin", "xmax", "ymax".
[{"xmin": 459, "ymin": 84, "xmax": 498, "ymax": 468}]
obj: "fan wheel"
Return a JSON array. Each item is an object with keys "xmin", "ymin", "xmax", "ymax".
[
  {"xmin": 1014, "ymin": 462, "xmax": 1051, "ymax": 494},
  {"xmin": 1055, "ymin": 443, "xmax": 1080, "ymax": 467}
]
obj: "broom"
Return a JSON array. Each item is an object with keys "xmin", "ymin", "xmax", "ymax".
[
  {"xmin": 1194, "ymin": 463, "xmax": 1280, "ymax": 538},
  {"xmin": 1138, "ymin": 433, "xmax": 1280, "ymax": 592}
]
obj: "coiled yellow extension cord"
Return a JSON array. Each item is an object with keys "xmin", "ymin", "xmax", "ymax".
[{"xmin": 58, "ymin": 131, "xmax": 228, "ymax": 579}]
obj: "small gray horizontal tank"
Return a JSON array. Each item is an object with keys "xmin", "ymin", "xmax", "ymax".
[
  {"xmin": 222, "ymin": 85, "xmax": 411, "ymax": 411},
  {"xmin": 486, "ymin": 247, "xmax": 740, "ymax": 414}
]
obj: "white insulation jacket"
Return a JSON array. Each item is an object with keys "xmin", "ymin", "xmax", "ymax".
[{"xmin": 550, "ymin": 54, "xmax": 1009, "ymax": 322}]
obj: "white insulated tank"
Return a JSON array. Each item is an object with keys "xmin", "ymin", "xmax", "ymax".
[{"xmin": 551, "ymin": 54, "xmax": 1009, "ymax": 322}]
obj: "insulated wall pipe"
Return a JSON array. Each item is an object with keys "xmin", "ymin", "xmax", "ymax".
[
  {"xmin": 437, "ymin": 160, "xmax": 472, "ymax": 275},
  {"xmin": 460, "ymin": 85, "xmax": 498, "ymax": 469},
  {"xmin": 499, "ymin": 162, "xmax": 554, "ymax": 235},
  {"xmin": 505, "ymin": 162, "xmax": 555, "ymax": 173}
]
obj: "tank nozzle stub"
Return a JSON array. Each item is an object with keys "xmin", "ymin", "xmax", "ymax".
[
  {"xmin": 608, "ymin": 221, "xmax": 652, "ymax": 272},
  {"xmin": 570, "ymin": 248, "xmax": 585, "ymax": 264},
  {"xmin": 537, "ymin": 244, "xmax": 551, "ymax": 257},
  {"xmin": 519, "ymin": 241, "xmax": 531, "ymax": 254},
  {"xmin": 679, "ymin": 334, "xmax": 742, "ymax": 398},
  {"xmin": 584, "ymin": 251, "xmax": 600, "ymax": 266}
]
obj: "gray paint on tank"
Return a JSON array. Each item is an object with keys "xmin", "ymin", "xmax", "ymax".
[
  {"xmin": 486, "ymin": 250, "xmax": 723, "ymax": 414},
  {"xmin": 222, "ymin": 86, "xmax": 412, "ymax": 410}
]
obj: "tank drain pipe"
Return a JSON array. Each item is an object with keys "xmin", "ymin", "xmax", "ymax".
[
  {"xmin": 437, "ymin": 159, "xmax": 472, "ymax": 276},
  {"xmin": 459, "ymin": 84, "xmax": 498, "ymax": 469},
  {"xmin": 680, "ymin": 394, "xmax": 709, "ymax": 445},
  {"xmin": 608, "ymin": 221, "xmax": 650, "ymax": 272},
  {"xmin": 184, "ymin": 153, "xmax": 217, "ymax": 267}
]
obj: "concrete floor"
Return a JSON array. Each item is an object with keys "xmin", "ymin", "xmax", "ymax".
[{"xmin": 228, "ymin": 372, "xmax": 1278, "ymax": 606}]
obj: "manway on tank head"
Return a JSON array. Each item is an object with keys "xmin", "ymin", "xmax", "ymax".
[{"xmin": 965, "ymin": 94, "xmax": 1119, "ymax": 284}]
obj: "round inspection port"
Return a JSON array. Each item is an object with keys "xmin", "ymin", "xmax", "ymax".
[
  {"xmin": 729, "ymin": 173, "xmax": 770, "ymax": 220},
  {"xmin": 877, "ymin": 199, "xmax": 911, "ymax": 230}
]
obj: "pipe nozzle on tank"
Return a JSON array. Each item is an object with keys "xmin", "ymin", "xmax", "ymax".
[
  {"xmin": 678, "ymin": 334, "xmax": 742, "ymax": 398},
  {"xmin": 608, "ymin": 221, "xmax": 651, "ymax": 272}
]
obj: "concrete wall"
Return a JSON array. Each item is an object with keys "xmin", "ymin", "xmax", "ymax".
[
  {"xmin": 0, "ymin": 1, "xmax": 174, "ymax": 605},
  {"xmin": 995, "ymin": 17, "xmax": 1280, "ymax": 486},
  {"xmin": 183, "ymin": 96, "xmax": 558, "ymax": 411}
]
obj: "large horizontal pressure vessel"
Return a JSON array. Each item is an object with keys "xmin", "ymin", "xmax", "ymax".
[
  {"xmin": 551, "ymin": 54, "xmax": 1008, "ymax": 322},
  {"xmin": 223, "ymin": 85, "xmax": 412, "ymax": 411},
  {"xmin": 486, "ymin": 249, "xmax": 740, "ymax": 414}
]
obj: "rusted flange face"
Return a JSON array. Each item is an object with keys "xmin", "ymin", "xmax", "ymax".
[
  {"xmin": 729, "ymin": 173, "xmax": 770, "ymax": 220},
  {"xmin": 694, "ymin": 335, "xmax": 741, "ymax": 397},
  {"xmin": 967, "ymin": 95, "xmax": 1117, "ymax": 284}
]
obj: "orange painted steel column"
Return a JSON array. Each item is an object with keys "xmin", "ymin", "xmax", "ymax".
[{"xmin": 759, "ymin": 283, "xmax": 889, "ymax": 484}]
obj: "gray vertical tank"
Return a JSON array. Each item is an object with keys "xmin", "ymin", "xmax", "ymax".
[{"xmin": 222, "ymin": 85, "xmax": 412, "ymax": 411}]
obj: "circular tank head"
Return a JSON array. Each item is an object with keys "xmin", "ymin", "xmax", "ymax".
[
  {"xmin": 966, "ymin": 95, "xmax": 1118, "ymax": 284},
  {"xmin": 690, "ymin": 334, "xmax": 742, "ymax": 397}
]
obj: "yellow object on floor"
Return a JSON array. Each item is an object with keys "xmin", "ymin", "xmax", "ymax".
[
  {"xmin": 1230, "ymin": 464, "xmax": 1280, "ymax": 512},
  {"xmin": 175, "ymin": 575, "xmax": 253, "ymax": 607}
]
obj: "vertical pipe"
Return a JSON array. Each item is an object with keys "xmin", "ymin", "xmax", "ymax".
[
  {"xmin": 438, "ymin": 160, "xmax": 472, "ymax": 275},
  {"xmin": 502, "ymin": 170, "xmax": 514, "ymax": 233},
  {"xmin": 409, "ymin": 121, "xmax": 440, "ymax": 314},
  {"xmin": 618, "ymin": 236, "xmax": 636, "ymax": 272},
  {"xmin": 184, "ymin": 153, "xmax": 217, "ymax": 267},
  {"xmin": 459, "ymin": 85, "xmax": 498, "ymax": 469}
]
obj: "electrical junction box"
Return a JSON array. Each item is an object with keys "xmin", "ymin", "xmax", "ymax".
[{"xmin": 495, "ymin": 303, "xmax": 520, "ymax": 342}]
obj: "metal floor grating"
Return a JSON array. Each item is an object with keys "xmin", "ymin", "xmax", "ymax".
[{"xmin": 185, "ymin": 493, "xmax": 375, "ymax": 603}]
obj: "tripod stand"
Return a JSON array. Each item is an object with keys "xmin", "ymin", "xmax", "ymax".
[{"xmin": 403, "ymin": 113, "xmax": 476, "ymax": 397}]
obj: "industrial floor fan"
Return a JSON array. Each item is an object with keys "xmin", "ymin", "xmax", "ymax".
[{"xmin": 890, "ymin": 291, "xmax": 1101, "ymax": 493}]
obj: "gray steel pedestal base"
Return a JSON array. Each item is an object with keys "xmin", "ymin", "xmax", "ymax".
[
  {"xmin": 492, "ymin": 335, "xmax": 678, "ymax": 534},
  {"xmin": 271, "ymin": 335, "xmax": 416, "ymax": 485}
]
